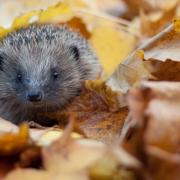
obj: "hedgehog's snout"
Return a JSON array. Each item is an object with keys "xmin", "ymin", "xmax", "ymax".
[{"xmin": 26, "ymin": 91, "xmax": 42, "ymax": 102}]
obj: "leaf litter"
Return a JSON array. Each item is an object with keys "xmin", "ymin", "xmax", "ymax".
[{"xmin": 0, "ymin": 0, "xmax": 180, "ymax": 179}]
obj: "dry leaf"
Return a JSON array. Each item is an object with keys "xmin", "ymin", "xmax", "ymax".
[
  {"xmin": 0, "ymin": 123, "xmax": 29, "ymax": 156},
  {"xmin": 141, "ymin": 19, "xmax": 180, "ymax": 81},
  {"xmin": 5, "ymin": 121, "xmax": 139, "ymax": 180},
  {"xmin": 0, "ymin": 122, "xmax": 43, "ymax": 178},
  {"xmin": 64, "ymin": 17, "xmax": 90, "ymax": 38},
  {"xmin": 91, "ymin": 26, "xmax": 137, "ymax": 75},
  {"xmin": 142, "ymin": 22, "xmax": 180, "ymax": 61},
  {"xmin": 2, "ymin": 1, "xmax": 180, "ymax": 179},
  {"xmin": 121, "ymin": 81, "xmax": 180, "ymax": 180},
  {"xmin": 122, "ymin": 0, "xmax": 154, "ymax": 20},
  {"xmin": 108, "ymin": 19, "xmax": 180, "ymax": 92},
  {"xmin": 123, "ymin": 0, "xmax": 179, "ymax": 20},
  {"xmin": 0, "ymin": 118, "xmax": 18, "ymax": 133},
  {"xmin": 148, "ymin": 59, "xmax": 180, "ymax": 81},
  {"xmin": 107, "ymin": 50, "xmax": 152, "ymax": 92},
  {"xmin": 45, "ymin": 80, "xmax": 128, "ymax": 143},
  {"xmin": 140, "ymin": 6, "xmax": 176, "ymax": 37}
]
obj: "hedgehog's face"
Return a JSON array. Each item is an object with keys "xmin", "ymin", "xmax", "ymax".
[{"xmin": 0, "ymin": 45, "xmax": 83, "ymax": 110}]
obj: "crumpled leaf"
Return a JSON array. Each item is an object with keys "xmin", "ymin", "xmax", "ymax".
[
  {"xmin": 0, "ymin": 123, "xmax": 29, "ymax": 155},
  {"xmin": 5, "ymin": 119, "xmax": 139, "ymax": 180},
  {"xmin": 140, "ymin": 6, "xmax": 176, "ymax": 37},
  {"xmin": 121, "ymin": 81, "xmax": 180, "ymax": 180},
  {"xmin": 107, "ymin": 50, "xmax": 152, "ymax": 92},
  {"xmin": 3, "ymin": 1, "xmax": 180, "ymax": 179},
  {"xmin": 122, "ymin": 0, "xmax": 178, "ymax": 20},
  {"xmin": 88, "ymin": 148, "xmax": 137, "ymax": 180},
  {"xmin": 148, "ymin": 59, "xmax": 180, "ymax": 81},
  {"xmin": 45, "ymin": 80, "xmax": 128, "ymax": 143},
  {"xmin": 0, "ymin": 122, "xmax": 42, "ymax": 178},
  {"xmin": 142, "ymin": 20, "xmax": 180, "ymax": 61},
  {"xmin": 0, "ymin": 117, "xmax": 86, "ymax": 178},
  {"xmin": 141, "ymin": 18, "xmax": 180, "ymax": 81},
  {"xmin": 5, "ymin": 143, "xmax": 137, "ymax": 180},
  {"xmin": 108, "ymin": 18, "xmax": 180, "ymax": 92},
  {"xmin": 122, "ymin": 0, "xmax": 154, "ymax": 20}
]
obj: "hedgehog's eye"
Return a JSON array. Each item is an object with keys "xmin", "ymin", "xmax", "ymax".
[
  {"xmin": 70, "ymin": 46, "xmax": 79, "ymax": 61},
  {"xmin": 17, "ymin": 73, "xmax": 22, "ymax": 82},
  {"xmin": 52, "ymin": 71, "xmax": 58, "ymax": 80}
]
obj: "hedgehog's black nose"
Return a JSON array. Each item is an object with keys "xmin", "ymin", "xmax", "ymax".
[{"xmin": 27, "ymin": 92, "xmax": 42, "ymax": 102}]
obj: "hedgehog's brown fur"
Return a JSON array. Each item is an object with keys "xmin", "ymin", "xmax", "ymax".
[{"xmin": 0, "ymin": 24, "xmax": 101, "ymax": 124}]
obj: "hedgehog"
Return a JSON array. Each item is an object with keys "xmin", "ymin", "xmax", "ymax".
[{"xmin": 0, "ymin": 24, "xmax": 101, "ymax": 124}]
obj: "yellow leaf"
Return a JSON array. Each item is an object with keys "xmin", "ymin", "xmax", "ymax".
[
  {"xmin": 12, "ymin": 11, "xmax": 40, "ymax": 30},
  {"xmin": 37, "ymin": 130, "xmax": 82, "ymax": 146},
  {"xmin": 173, "ymin": 18, "xmax": 180, "ymax": 32},
  {"xmin": 0, "ymin": 2, "xmax": 74, "ymax": 39},
  {"xmin": 0, "ymin": 26, "xmax": 10, "ymax": 39},
  {"xmin": 90, "ymin": 26, "xmax": 136, "ymax": 75},
  {"xmin": 39, "ymin": 2, "xmax": 73, "ymax": 23}
]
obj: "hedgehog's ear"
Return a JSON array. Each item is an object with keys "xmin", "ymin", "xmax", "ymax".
[{"xmin": 70, "ymin": 46, "xmax": 80, "ymax": 61}]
